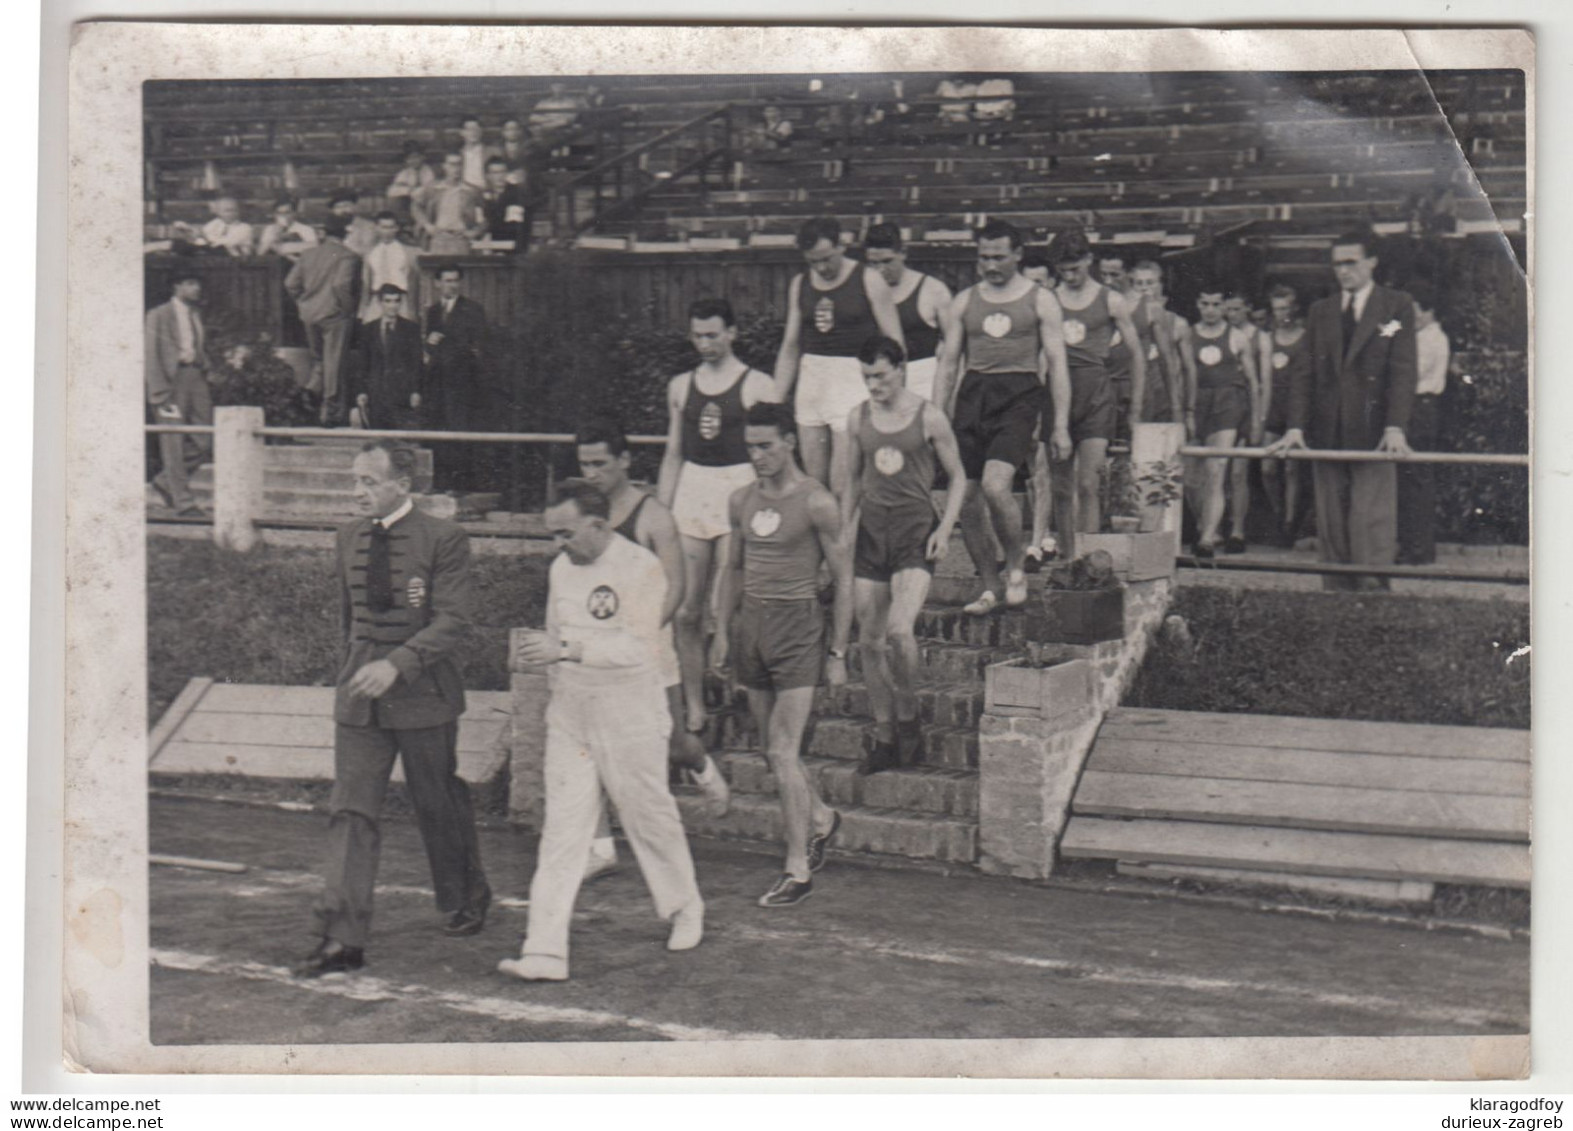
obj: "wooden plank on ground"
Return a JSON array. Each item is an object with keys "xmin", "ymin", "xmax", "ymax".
[
  {"xmin": 1074, "ymin": 771, "xmax": 1529, "ymax": 841},
  {"xmin": 1101, "ymin": 708, "xmax": 1529, "ymax": 762},
  {"xmin": 1115, "ymin": 862, "xmax": 1435, "ymax": 905},
  {"xmin": 195, "ymin": 683, "xmax": 511, "ymax": 717},
  {"xmin": 176, "ymin": 711, "xmax": 505, "ymax": 752},
  {"xmin": 1059, "ymin": 816, "xmax": 1530, "ymax": 888},
  {"xmin": 152, "ymin": 740, "xmax": 507, "ymax": 786},
  {"xmin": 1086, "ymin": 737, "xmax": 1530, "ymax": 798},
  {"xmin": 147, "ymin": 677, "xmax": 213, "ymax": 763}
]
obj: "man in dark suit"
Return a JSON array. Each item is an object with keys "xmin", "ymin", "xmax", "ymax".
[
  {"xmin": 479, "ymin": 156, "xmax": 532, "ymax": 251},
  {"xmin": 1270, "ymin": 229, "xmax": 1417, "ymax": 590},
  {"xmin": 285, "ymin": 217, "xmax": 362, "ymax": 425},
  {"xmin": 423, "ymin": 265, "xmax": 490, "ymax": 488},
  {"xmin": 294, "ymin": 441, "xmax": 491, "ymax": 977},
  {"xmin": 145, "ymin": 272, "xmax": 213, "ymax": 516},
  {"xmin": 349, "ymin": 284, "xmax": 425, "ymax": 430}
]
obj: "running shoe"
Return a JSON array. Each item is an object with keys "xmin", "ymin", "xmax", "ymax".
[
  {"xmin": 757, "ymin": 874, "xmax": 814, "ymax": 908},
  {"xmin": 1004, "ymin": 569, "xmax": 1029, "ymax": 608},
  {"xmin": 806, "ymin": 810, "xmax": 842, "ymax": 872},
  {"xmin": 963, "ymin": 590, "xmax": 1000, "ymax": 616},
  {"xmin": 1223, "ymin": 536, "xmax": 1247, "ymax": 555}
]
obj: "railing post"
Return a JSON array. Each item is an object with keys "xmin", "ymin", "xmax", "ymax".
[
  {"xmin": 1130, "ymin": 422, "xmax": 1185, "ymax": 535},
  {"xmin": 212, "ymin": 405, "xmax": 265, "ymax": 552}
]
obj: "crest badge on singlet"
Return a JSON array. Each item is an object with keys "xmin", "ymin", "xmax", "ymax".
[
  {"xmin": 814, "ymin": 296, "xmax": 835, "ymax": 335},
  {"xmin": 874, "ymin": 445, "xmax": 905, "ymax": 476},
  {"xmin": 1197, "ymin": 344, "xmax": 1223, "ymax": 366},
  {"xmin": 749, "ymin": 507, "xmax": 782, "ymax": 538},
  {"xmin": 587, "ymin": 585, "xmax": 619, "ymax": 620},
  {"xmin": 982, "ymin": 311, "xmax": 1013, "ymax": 339},
  {"xmin": 1272, "ymin": 350, "xmax": 1289, "ymax": 370},
  {"xmin": 1062, "ymin": 318, "xmax": 1087, "ymax": 346},
  {"xmin": 1147, "ymin": 342, "xmax": 1160, "ymax": 361},
  {"xmin": 407, "ymin": 576, "xmax": 427, "ymax": 609},
  {"xmin": 698, "ymin": 400, "xmax": 723, "ymax": 441},
  {"xmin": 1109, "ymin": 329, "xmax": 1123, "ymax": 348}
]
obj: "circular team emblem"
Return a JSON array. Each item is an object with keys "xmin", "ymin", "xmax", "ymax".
[
  {"xmin": 1062, "ymin": 318, "xmax": 1087, "ymax": 346},
  {"xmin": 1197, "ymin": 344, "xmax": 1223, "ymax": 366},
  {"xmin": 406, "ymin": 576, "xmax": 427, "ymax": 609},
  {"xmin": 813, "ymin": 296, "xmax": 835, "ymax": 335},
  {"xmin": 698, "ymin": 400, "xmax": 723, "ymax": 441},
  {"xmin": 874, "ymin": 446, "xmax": 905, "ymax": 476},
  {"xmin": 982, "ymin": 311, "xmax": 1013, "ymax": 339},
  {"xmin": 1109, "ymin": 329, "xmax": 1123, "ymax": 348},
  {"xmin": 587, "ymin": 585, "xmax": 619, "ymax": 620},
  {"xmin": 1147, "ymin": 342, "xmax": 1160, "ymax": 361},
  {"xmin": 749, "ymin": 507, "xmax": 782, "ymax": 538},
  {"xmin": 1272, "ymin": 350, "xmax": 1289, "ymax": 370}
]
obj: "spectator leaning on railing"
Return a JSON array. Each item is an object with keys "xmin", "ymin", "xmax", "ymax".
[
  {"xmin": 198, "ymin": 196, "xmax": 255, "ymax": 258},
  {"xmin": 386, "ymin": 141, "xmax": 435, "ymax": 220},
  {"xmin": 256, "ymin": 197, "xmax": 319, "ymax": 262}
]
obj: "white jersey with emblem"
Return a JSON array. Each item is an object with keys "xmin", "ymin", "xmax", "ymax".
[{"xmin": 546, "ymin": 534, "xmax": 670, "ymax": 692}]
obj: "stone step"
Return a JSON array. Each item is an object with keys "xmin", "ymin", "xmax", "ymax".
[
  {"xmin": 263, "ymin": 443, "xmax": 435, "ymax": 472},
  {"xmin": 183, "ymin": 483, "xmax": 362, "ymax": 517},
  {"xmin": 191, "ymin": 466, "xmax": 358, "ymax": 492},
  {"xmin": 709, "ymin": 712, "xmax": 977, "ymax": 770},
  {"xmin": 812, "ymin": 680, "xmax": 987, "ymax": 729},
  {"xmin": 674, "ymin": 791, "xmax": 978, "ymax": 864},
  {"xmin": 849, "ymin": 638, "xmax": 1015, "ymax": 685},
  {"xmin": 719, "ymin": 751, "xmax": 978, "ymax": 819}
]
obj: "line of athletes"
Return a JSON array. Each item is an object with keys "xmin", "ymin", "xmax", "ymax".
[{"xmin": 479, "ymin": 216, "xmax": 1315, "ymax": 981}]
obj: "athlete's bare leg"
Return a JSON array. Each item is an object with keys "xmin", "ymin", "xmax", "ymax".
[
  {"xmin": 980, "ymin": 458, "xmax": 1026, "ymax": 577},
  {"xmin": 1227, "ymin": 446, "xmax": 1251, "ymax": 546},
  {"xmin": 1197, "ymin": 428, "xmax": 1237, "ymax": 548},
  {"xmin": 886, "ymin": 568, "xmax": 932, "ymax": 724},
  {"xmin": 854, "ymin": 579, "xmax": 895, "ymax": 740},
  {"xmin": 675, "ymin": 533, "xmax": 718, "ymax": 729},
  {"xmin": 798, "ymin": 423, "xmax": 832, "ymax": 488},
  {"xmin": 754, "ymin": 685, "xmax": 834, "ymax": 879},
  {"xmin": 959, "ymin": 479, "xmax": 1002, "ymax": 597},
  {"xmin": 665, "ymin": 685, "xmax": 707, "ymax": 773},
  {"xmin": 1027, "ymin": 443, "xmax": 1054, "ymax": 554}
]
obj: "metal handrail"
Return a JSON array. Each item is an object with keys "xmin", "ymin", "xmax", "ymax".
[{"xmin": 554, "ymin": 106, "xmax": 729, "ymax": 193}]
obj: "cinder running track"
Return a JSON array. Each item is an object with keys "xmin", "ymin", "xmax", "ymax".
[{"xmin": 149, "ymin": 796, "xmax": 1528, "ymax": 1046}]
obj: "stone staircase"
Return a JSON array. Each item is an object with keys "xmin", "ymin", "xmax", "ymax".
[{"xmin": 182, "ymin": 438, "xmax": 436, "ymax": 519}]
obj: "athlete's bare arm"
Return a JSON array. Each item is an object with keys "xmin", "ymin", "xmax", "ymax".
[
  {"xmin": 636, "ymin": 496, "xmax": 686, "ymax": 627},
  {"xmin": 773, "ymin": 278, "xmax": 805, "ymax": 403},
  {"xmin": 1178, "ymin": 329, "xmax": 1198, "ymax": 439},
  {"xmin": 839, "ymin": 403, "xmax": 865, "ymax": 529},
  {"xmin": 1236, "ymin": 328, "xmax": 1262, "ymax": 445},
  {"xmin": 1034, "ymin": 287, "xmax": 1073, "ymax": 461},
  {"xmin": 1150, "ymin": 306, "xmax": 1184, "ymax": 423},
  {"xmin": 862, "ymin": 267, "xmax": 907, "ymax": 351},
  {"xmin": 918, "ymin": 274, "xmax": 953, "ymax": 328},
  {"xmin": 742, "ymin": 369, "xmax": 779, "ymax": 408},
  {"xmin": 709, "ymin": 486, "xmax": 750, "ymax": 673},
  {"xmin": 922, "ymin": 402, "xmax": 967, "ymax": 560},
  {"xmin": 1110, "ymin": 290, "xmax": 1147, "ymax": 429},
  {"xmin": 932, "ymin": 289, "xmax": 971, "ymax": 416},
  {"xmin": 655, "ymin": 372, "xmax": 690, "ymax": 508},
  {"xmin": 807, "ymin": 487, "xmax": 852, "ymax": 687}
]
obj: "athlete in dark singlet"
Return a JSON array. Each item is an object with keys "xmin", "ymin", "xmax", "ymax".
[
  {"xmin": 712, "ymin": 403, "xmax": 853, "ymax": 908},
  {"xmin": 1182, "ymin": 285, "xmax": 1260, "ymax": 558},
  {"xmin": 863, "ymin": 222, "xmax": 952, "ymax": 402},
  {"xmin": 839, "ymin": 336, "xmax": 967, "ymax": 772},
  {"xmin": 1222, "ymin": 291, "xmax": 1270, "ymax": 553},
  {"xmin": 1130, "ymin": 260, "xmax": 1192, "ymax": 425},
  {"xmin": 1261, "ymin": 283, "xmax": 1313, "ymax": 547}
]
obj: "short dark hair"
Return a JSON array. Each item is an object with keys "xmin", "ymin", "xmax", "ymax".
[
  {"xmin": 460, "ymin": 116, "xmax": 483, "ymax": 128},
  {"xmin": 328, "ymin": 189, "xmax": 359, "ymax": 208},
  {"xmin": 360, "ymin": 440, "xmax": 419, "ymax": 483},
  {"xmin": 485, "ymin": 156, "xmax": 509, "ymax": 171},
  {"xmin": 1096, "ymin": 251, "xmax": 1126, "ymax": 267},
  {"xmin": 796, "ymin": 217, "xmax": 843, "ymax": 252},
  {"xmin": 323, "ymin": 218, "xmax": 349, "ymax": 240},
  {"xmin": 1020, "ymin": 246, "xmax": 1052, "ymax": 272},
  {"xmin": 1408, "ymin": 281, "xmax": 1438, "ymax": 313},
  {"xmin": 1131, "ymin": 259, "xmax": 1163, "ymax": 280},
  {"xmin": 688, "ymin": 297, "xmax": 735, "ymax": 327},
  {"xmin": 548, "ymin": 478, "xmax": 610, "ymax": 520},
  {"xmin": 376, "ymin": 283, "xmax": 406, "ymax": 299},
  {"xmin": 574, "ymin": 416, "xmax": 629, "ymax": 458},
  {"xmin": 1196, "ymin": 281, "xmax": 1226, "ymax": 300},
  {"xmin": 401, "ymin": 140, "xmax": 426, "ymax": 158},
  {"xmin": 977, "ymin": 219, "xmax": 1024, "ymax": 249},
  {"xmin": 1048, "ymin": 228, "xmax": 1092, "ymax": 264},
  {"xmin": 1224, "ymin": 289, "xmax": 1250, "ymax": 304},
  {"xmin": 374, "ymin": 210, "xmax": 400, "ymax": 224},
  {"xmin": 437, "ymin": 265, "xmax": 464, "ymax": 280},
  {"xmin": 858, "ymin": 335, "xmax": 906, "ymax": 368},
  {"xmin": 1333, "ymin": 228, "xmax": 1375, "ymax": 257},
  {"xmin": 1267, "ymin": 282, "xmax": 1299, "ymax": 306},
  {"xmin": 745, "ymin": 401, "xmax": 798, "ymax": 440},
  {"xmin": 171, "ymin": 271, "xmax": 202, "ymax": 288},
  {"xmin": 864, "ymin": 222, "xmax": 905, "ymax": 252},
  {"xmin": 273, "ymin": 197, "xmax": 298, "ymax": 212}
]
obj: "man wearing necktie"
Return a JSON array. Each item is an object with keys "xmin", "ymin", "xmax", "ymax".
[
  {"xmin": 1269, "ymin": 229, "xmax": 1417, "ymax": 590},
  {"xmin": 145, "ymin": 272, "xmax": 214, "ymax": 516},
  {"xmin": 349, "ymin": 284, "xmax": 424, "ymax": 430},
  {"xmin": 295, "ymin": 440, "xmax": 491, "ymax": 977},
  {"xmin": 423, "ymin": 266, "xmax": 490, "ymax": 488}
]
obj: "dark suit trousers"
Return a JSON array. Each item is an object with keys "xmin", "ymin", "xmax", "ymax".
[
  {"xmin": 315, "ymin": 720, "xmax": 488, "ymax": 947},
  {"xmin": 304, "ymin": 316, "xmax": 353, "ymax": 407},
  {"xmin": 1397, "ymin": 394, "xmax": 1440, "ymax": 564},
  {"xmin": 153, "ymin": 363, "xmax": 213, "ymax": 511},
  {"xmin": 1312, "ymin": 460, "xmax": 1398, "ymax": 591}
]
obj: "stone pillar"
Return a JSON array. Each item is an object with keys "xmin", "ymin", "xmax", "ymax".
[
  {"xmin": 211, "ymin": 406, "xmax": 265, "ymax": 552},
  {"xmin": 507, "ymin": 627, "xmax": 551, "ymax": 828},
  {"xmin": 977, "ymin": 701, "xmax": 1102, "ymax": 879},
  {"xmin": 1130, "ymin": 421, "xmax": 1185, "ymax": 534}
]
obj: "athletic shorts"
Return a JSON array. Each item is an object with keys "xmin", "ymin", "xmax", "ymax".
[
  {"xmin": 904, "ymin": 355, "xmax": 938, "ymax": 402},
  {"xmin": 671, "ymin": 460, "xmax": 757, "ymax": 541},
  {"xmin": 953, "ymin": 370, "xmax": 1041, "ymax": 480},
  {"xmin": 1194, "ymin": 383, "xmax": 1250, "ymax": 439},
  {"xmin": 731, "ymin": 595, "xmax": 824, "ymax": 692},
  {"xmin": 1262, "ymin": 381, "xmax": 1288, "ymax": 436},
  {"xmin": 854, "ymin": 499, "xmax": 937, "ymax": 583},
  {"xmin": 794, "ymin": 353, "xmax": 869, "ymax": 431},
  {"xmin": 1050, "ymin": 363, "xmax": 1118, "ymax": 447}
]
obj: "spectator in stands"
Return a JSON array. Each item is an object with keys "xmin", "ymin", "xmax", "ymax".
[
  {"xmin": 458, "ymin": 116, "xmax": 498, "ymax": 191},
  {"xmin": 499, "ymin": 118, "xmax": 530, "ymax": 184},
  {"xmin": 935, "ymin": 77, "xmax": 977, "ymax": 124},
  {"xmin": 1269, "ymin": 230, "xmax": 1417, "ymax": 590},
  {"xmin": 145, "ymin": 271, "xmax": 214, "ymax": 516},
  {"xmin": 1397, "ymin": 283, "xmax": 1449, "ymax": 566},
  {"xmin": 424, "ymin": 266, "xmax": 489, "ymax": 486},
  {"xmin": 285, "ymin": 217, "xmax": 362, "ymax": 426},
  {"xmin": 211, "ymin": 334, "xmax": 319, "ymax": 428},
  {"xmin": 742, "ymin": 103, "xmax": 794, "ymax": 151},
  {"xmin": 412, "ymin": 153, "xmax": 484, "ymax": 256},
  {"xmin": 328, "ymin": 190, "xmax": 379, "ymax": 258},
  {"xmin": 583, "ymin": 83, "xmax": 606, "ymax": 111},
  {"xmin": 972, "ymin": 77, "xmax": 1017, "ymax": 122},
  {"xmin": 359, "ymin": 210, "xmax": 422, "ymax": 323},
  {"xmin": 349, "ymin": 284, "xmax": 425, "ymax": 430},
  {"xmin": 256, "ymin": 197, "xmax": 319, "ymax": 262},
  {"xmin": 200, "ymin": 196, "xmax": 254, "ymax": 257},
  {"xmin": 479, "ymin": 156, "xmax": 531, "ymax": 251},
  {"xmin": 529, "ymin": 81, "xmax": 586, "ymax": 142},
  {"xmin": 386, "ymin": 141, "xmax": 435, "ymax": 220}
]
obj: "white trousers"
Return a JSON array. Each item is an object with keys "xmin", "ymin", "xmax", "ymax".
[{"xmin": 522, "ymin": 678, "xmax": 702, "ymax": 962}]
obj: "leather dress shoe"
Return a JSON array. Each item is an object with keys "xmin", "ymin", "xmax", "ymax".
[
  {"xmin": 292, "ymin": 939, "xmax": 364, "ymax": 978},
  {"xmin": 444, "ymin": 887, "xmax": 492, "ymax": 937}
]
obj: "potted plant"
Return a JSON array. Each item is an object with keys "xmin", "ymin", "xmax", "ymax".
[
  {"xmin": 1038, "ymin": 551, "xmax": 1126, "ymax": 644},
  {"xmin": 1078, "ymin": 458, "xmax": 1181, "ymax": 582},
  {"xmin": 984, "ymin": 641, "xmax": 1094, "ymax": 719}
]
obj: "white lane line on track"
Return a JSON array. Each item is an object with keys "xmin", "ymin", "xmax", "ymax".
[
  {"xmin": 150, "ymin": 948, "xmax": 783, "ymax": 1043},
  {"xmin": 216, "ymin": 868, "xmax": 532, "ymax": 910}
]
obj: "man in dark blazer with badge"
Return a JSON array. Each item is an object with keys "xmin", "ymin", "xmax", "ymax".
[
  {"xmin": 348, "ymin": 283, "xmax": 425, "ymax": 430},
  {"xmin": 294, "ymin": 440, "xmax": 491, "ymax": 977},
  {"xmin": 1269, "ymin": 229, "xmax": 1417, "ymax": 590}
]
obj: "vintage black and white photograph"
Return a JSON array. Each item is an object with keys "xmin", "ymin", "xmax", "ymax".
[{"xmin": 65, "ymin": 23, "xmax": 1533, "ymax": 1077}]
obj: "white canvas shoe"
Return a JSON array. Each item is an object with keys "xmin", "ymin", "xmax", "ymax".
[
  {"xmin": 666, "ymin": 902, "xmax": 704, "ymax": 952},
  {"xmin": 497, "ymin": 954, "xmax": 569, "ymax": 981}
]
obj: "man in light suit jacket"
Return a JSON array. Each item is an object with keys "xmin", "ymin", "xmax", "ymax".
[
  {"xmin": 145, "ymin": 272, "xmax": 214, "ymax": 515},
  {"xmin": 349, "ymin": 284, "xmax": 425, "ymax": 431},
  {"xmin": 294, "ymin": 441, "xmax": 491, "ymax": 977},
  {"xmin": 1269, "ymin": 230, "xmax": 1417, "ymax": 590},
  {"xmin": 285, "ymin": 217, "xmax": 362, "ymax": 425}
]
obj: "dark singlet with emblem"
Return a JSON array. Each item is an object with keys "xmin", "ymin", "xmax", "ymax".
[
  {"xmin": 681, "ymin": 366, "xmax": 753, "ymax": 467},
  {"xmin": 1194, "ymin": 326, "xmax": 1248, "ymax": 388},
  {"xmin": 894, "ymin": 275, "xmax": 940, "ymax": 362},
  {"xmin": 798, "ymin": 268, "xmax": 877, "ymax": 357},
  {"xmin": 1106, "ymin": 293, "xmax": 1150, "ymax": 381},
  {"xmin": 1266, "ymin": 327, "xmax": 1309, "ymax": 430},
  {"xmin": 739, "ymin": 480, "xmax": 821, "ymax": 600},
  {"xmin": 612, "ymin": 492, "xmax": 649, "ymax": 543},
  {"xmin": 961, "ymin": 286, "xmax": 1041, "ymax": 374},
  {"xmin": 1060, "ymin": 285, "xmax": 1117, "ymax": 370},
  {"xmin": 856, "ymin": 402, "xmax": 936, "ymax": 511}
]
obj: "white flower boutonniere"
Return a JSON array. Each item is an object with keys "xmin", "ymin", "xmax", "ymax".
[{"xmin": 1378, "ymin": 319, "xmax": 1402, "ymax": 338}]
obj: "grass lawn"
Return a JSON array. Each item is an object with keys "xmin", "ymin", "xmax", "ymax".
[
  {"xmin": 148, "ymin": 538, "xmax": 549, "ymax": 723},
  {"xmin": 1126, "ymin": 586, "xmax": 1530, "ymax": 729}
]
